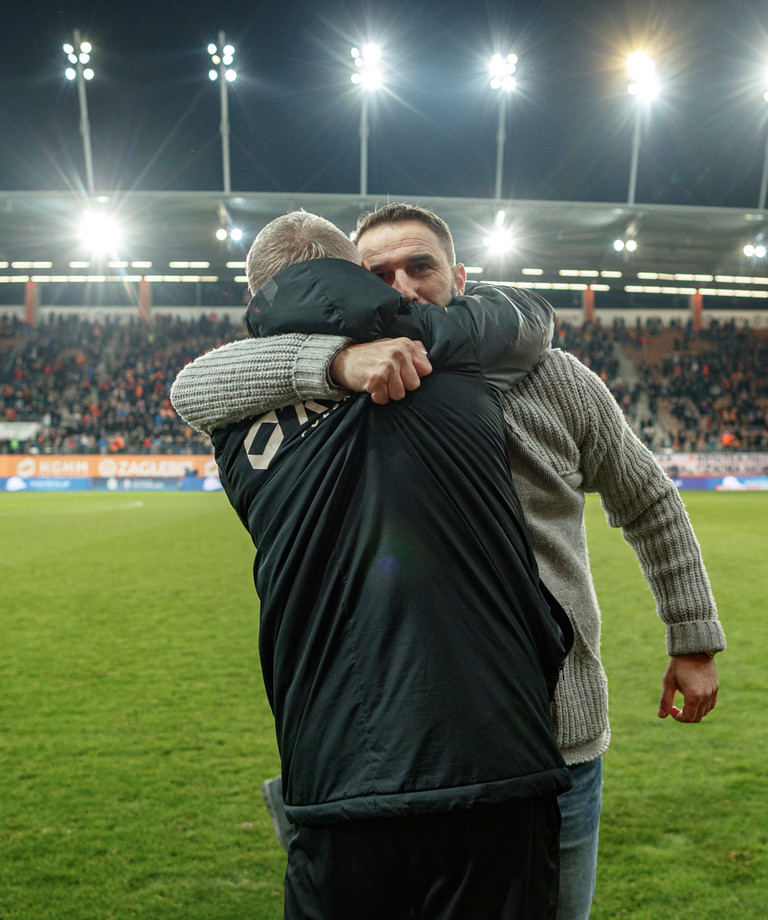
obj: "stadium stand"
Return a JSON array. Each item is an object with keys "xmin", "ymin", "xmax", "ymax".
[
  {"xmin": 0, "ymin": 312, "xmax": 242, "ymax": 455},
  {"xmin": 2, "ymin": 309, "xmax": 766, "ymax": 456}
]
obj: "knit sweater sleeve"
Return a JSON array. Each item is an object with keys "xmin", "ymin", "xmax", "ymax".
[
  {"xmin": 170, "ymin": 334, "xmax": 350, "ymax": 435},
  {"xmin": 561, "ymin": 351, "xmax": 726, "ymax": 656}
]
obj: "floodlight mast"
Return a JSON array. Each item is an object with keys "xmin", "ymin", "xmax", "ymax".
[
  {"xmin": 759, "ymin": 144, "xmax": 768, "ymax": 212},
  {"xmin": 360, "ymin": 93, "xmax": 369, "ymax": 198},
  {"xmin": 351, "ymin": 45, "xmax": 382, "ymax": 197},
  {"xmin": 626, "ymin": 52, "xmax": 658, "ymax": 206},
  {"xmin": 63, "ymin": 29, "xmax": 96, "ymax": 196},
  {"xmin": 209, "ymin": 31, "xmax": 236, "ymax": 193},
  {"xmin": 758, "ymin": 76, "xmax": 768, "ymax": 211},
  {"xmin": 489, "ymin": 53, "xmax": 518, "ymax": 200},
  {"xmin": 627, "ymin": 108, "xmax": 641, "ymax": 206}
]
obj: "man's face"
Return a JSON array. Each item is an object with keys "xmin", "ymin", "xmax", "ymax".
[{"xmin": 357, "ymin": 220, "xmax": 466, "ymax": 307}]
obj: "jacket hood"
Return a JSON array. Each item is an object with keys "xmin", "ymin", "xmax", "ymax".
[{"xmin": 245, "ymin": 258, "xmax": 406, "ymax": 341}]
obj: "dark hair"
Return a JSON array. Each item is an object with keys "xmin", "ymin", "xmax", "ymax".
[{"xmin": 355, "ymin": 203, "xmax": 457, "ymax": 267}]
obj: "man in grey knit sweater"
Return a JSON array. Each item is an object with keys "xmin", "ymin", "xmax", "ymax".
[{"xmin": 170, "ymin": 204, "xmax": 726, "ymax": 920}]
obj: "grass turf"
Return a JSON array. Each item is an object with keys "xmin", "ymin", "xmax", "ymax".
[{"xmin": 1, "ymin": 490, "xmax": 766, "ymax": 918}]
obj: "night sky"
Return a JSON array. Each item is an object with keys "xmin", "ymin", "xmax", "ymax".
[{"xmin": 3, "ymin": 0, "xmax": 768, "ymax": 207}]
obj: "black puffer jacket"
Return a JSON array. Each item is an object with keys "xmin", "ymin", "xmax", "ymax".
[{"xmin": 213, "ymin": 258, "xmax": 572, "ymax": 826}]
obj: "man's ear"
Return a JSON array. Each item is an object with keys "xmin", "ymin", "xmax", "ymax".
[{"xmin": 454, "ymin": 263, "xmax": 467, "ymax": 295}]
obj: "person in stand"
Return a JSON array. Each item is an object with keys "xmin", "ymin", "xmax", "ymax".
[
  {"xmin": 173, "ymin": 209, "xmax": 573, "ymax": 920},
  {"xmin": 171, "ymin": 203, "xmax": 725, "ymax": 920}
]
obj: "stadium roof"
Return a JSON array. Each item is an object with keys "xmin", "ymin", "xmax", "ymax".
[{"xmin": 3, "ymin": 190, "xmax": 768, "ymax": 285}]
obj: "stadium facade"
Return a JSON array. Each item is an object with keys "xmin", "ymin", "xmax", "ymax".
[
  {"xmin": 1, "ymin": 190, "xmax": 767, "ymax": 491},
  {"xmin": 2, "ymin": 190, "xmax": 768, "ymax": 328}
]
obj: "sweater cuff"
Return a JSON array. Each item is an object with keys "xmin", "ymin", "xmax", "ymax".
[
  {"xmin": 667, "ymin": 619, "xmax": 727, "ymax": 656},
  {"xmin": 293, "ymin": 335, "xmax": 351, "ymax": 402}
]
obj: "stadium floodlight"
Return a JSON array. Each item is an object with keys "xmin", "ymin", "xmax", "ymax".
[
  {"xmin": 613, "ymin": 237, "xmax": 637, "ymax": 253},
  {"xmin": 215, "ymin": 226, "xmax": 244, "ymax": 242},
  {"xmin": 626, "ymin": 52, "xmax": 658, "ymax": 206},
  {"xmin": 63, "ymin": 30, "xmax": 96, "ymax": 196},
  {"xmin": 489, "ymin": 53, "xmax": 518, "ymax": 200},
  {"xmin": 483, "ymin": 209, "xmax": 514, "ymax": 255},
  {"xmin": 743, "ymin": 239, "xmax": 766, "ymax": 258},
  {"xmin": 209, "ymin": 32, "xmax": 237, "ymax": 193},
  {"xmin": 351, "ymin": 44, "xmax": 383, "ymax": 196},
  {"xmin": 483, "ymin": 227, "xmax": 514, "ymax": 255},
  {"xmin": 79, "ymin": 210, "xmax": 122, "ymax": 255}
]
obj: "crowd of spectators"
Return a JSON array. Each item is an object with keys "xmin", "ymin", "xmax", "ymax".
[
  {"xmin": 554, "ymin": 317, "xmax": 647, "ymax": 423},
  {"xmin": 0, "ymin": 312, "xmax": 242, "ymax": 455},
  {"xmin": 1, "ymin": 310, "xmax": 766, "ymax": 455},
  {"xmin": 633, "ymin": 319, "xmax": 768, "ymax": 451}
]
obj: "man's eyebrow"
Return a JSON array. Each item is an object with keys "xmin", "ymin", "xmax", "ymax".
[
  {"xmin": 365, "ymin": 252, "xmax": 438, "ymax": 271},
  {"xmin": 406, "ymin": 252, "xmax": 439, "ymax": 264}
]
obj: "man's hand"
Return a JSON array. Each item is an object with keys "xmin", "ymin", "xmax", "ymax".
[
  {"xmin": 658, "ymin": 654, "xmax": 719, "ymax": 723},
  {"xmin": 330, "ymin": 338, "xmax": 432, "ymax": 405}
]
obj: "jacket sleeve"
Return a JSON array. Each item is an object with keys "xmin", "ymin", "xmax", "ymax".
[
  {"xmin": 169, "ymin": 334, "xmax": 349, "ymax": 435},
  {"xmin": 433, "ymin": 283, "xmax": 554, "ymax": 391},
  {"xmin": 566, "ymin": 353, "xmax": 725, "ymax": 655}
]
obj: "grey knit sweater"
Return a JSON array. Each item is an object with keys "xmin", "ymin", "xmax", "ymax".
[{"xmin": 170, "ymin": 340, "xmax": 725, "ymax": 766}]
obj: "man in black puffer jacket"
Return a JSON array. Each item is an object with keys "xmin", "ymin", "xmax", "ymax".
[{"xmin": 205, "ymin": 211, "xmax": 572, "ymax": 920}]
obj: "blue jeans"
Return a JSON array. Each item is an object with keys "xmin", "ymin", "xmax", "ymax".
[{"xmin": 556, "ymin": 757, "xmax": 603, "ymax": 920}]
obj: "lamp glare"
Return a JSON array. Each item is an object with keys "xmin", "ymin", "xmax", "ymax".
[
  {"xmin": 79, "ymin": 212, "xmax": 122, "ymax": 254},
  {"xmin": 490, "ymin": 51, "xmax": 518, "ymax": 92},
  {"xmin": 483, "ymin": 228, "xmax": 514, "ymax": 254},
  {"xmin": 627, "ymin": 51, "xmax": 658, "ymax": 101}
]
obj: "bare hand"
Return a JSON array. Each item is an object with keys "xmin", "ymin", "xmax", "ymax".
[
  {"xmin": 657, "ymin": 654, "xmax": 719, "ymax": 723},
  {"xmin": 329, "ymin": 338, "xmax": 432, "ymax": 405}
]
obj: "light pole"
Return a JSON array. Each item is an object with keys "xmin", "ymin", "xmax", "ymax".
[
  {"xmin": 63, "ymin": 30, "xmax": 96, "ymax": 196},
  {"xmin": 626, "ymin": 52, "xmax": 658, "ymax": 206},
  {"xmin": 351, "ymin": 45, "xmax": 382, "ymax": 197},
  {"xmin": 758, "ymin": 69, "xmax": 768, "ymax": 210},
  {"xmin": 489, "ymin": 53, "xmax": 518, "ymax": 200},
  {"xmin": 208, "ymin": 32, "xmax": 237, "ymax": 193}
]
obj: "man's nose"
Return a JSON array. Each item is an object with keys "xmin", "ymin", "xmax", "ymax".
[{"xmin": 393, "ymin": 270, "xmax": 419, "ymax": 302}]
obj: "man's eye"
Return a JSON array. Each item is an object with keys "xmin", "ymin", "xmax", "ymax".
[{"xmin": 413, "ymin": 263, "xmax": 432, "ymax": 274}]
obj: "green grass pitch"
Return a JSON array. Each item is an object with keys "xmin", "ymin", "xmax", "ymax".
[{"xmin": 1, "ymin": 490, "xmax": 766, "ymax": 919}]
